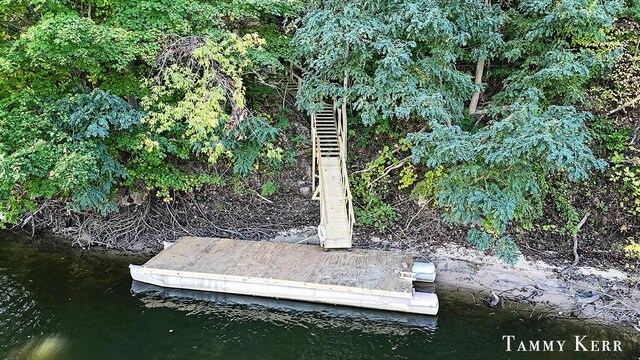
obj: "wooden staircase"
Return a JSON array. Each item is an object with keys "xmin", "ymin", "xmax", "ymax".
[
  {"xmin": 312, "ymin": 103, "xmax": 354, "ymax": 249},
  {"xmin": 289, "ymin": 68, "xmax": 354, "ymax": 250}
]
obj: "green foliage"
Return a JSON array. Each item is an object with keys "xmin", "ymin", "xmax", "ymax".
[
  {"xmin": 410, "ymin": 166, "xmax": 444, "ymax": 207},
  {"xmin": 624, "ymin": 0, "xmax": 640, "ymax": 20},
  {"xmin": 351, "ymin": 146, "xmax": 416, "ymax": 230},
  {"xmin": 610, "ymin": 148, "xmax": 640, "ymax": 216},
  {"xmin": 0, "ymin": 91, "xmax": 143, "ymax": 221},
  {"xmin": 549, "ymin": 180, "xmax": 580, "ymax": 236},
  {"xmin": 589, "ymin": 117, "xmax": 631, "ymax": 152},
  {"xmin": 294, "ymin": 0, "xmax": 504, "ymax": 123},
  {"xmin": 5, "ymin": 13, "xmax": 139, "ymax": 96},
  {"xmin": 141, "ymin": 33, "xmax": 282, "ymax": 175},
  {"xmin": 408, "ymin": 98, "xmax": 605, "ymax": 252},
  {"xmin": 467, "ymin": 228, "xmax": 519, "ymax": 264},
  {"xmin": 590, "ymin": 19, "xmax": 640, "ymax": 113},
  {"xmin": 0, "ymin": 0, "xmax": 299, "ymax": 225},
  {"xmin": 54, "ymin": 89, "xmax": 143, "ymax": 138},
  {"xmin": 354, "ymin": 196, "xmax": 398, "ymax": 230},
  {"xmin": 260, "ymin": 180, "xmax": 278, "ymax": 197},
  {"xmin": 296, "ymin": 0, "xmax": 622, "ymax": 261}
]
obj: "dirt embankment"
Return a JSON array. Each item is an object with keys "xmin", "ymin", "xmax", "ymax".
[
  {"xmin": 272, "ymin": 226, "xmax": 640, "ymax": 329},
  {"xmin": 429, "ymin": 243, "xmax": 640, "ymax": 327}
]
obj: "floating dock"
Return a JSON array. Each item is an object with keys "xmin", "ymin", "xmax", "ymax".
[{"xmin": 129, "ymin": 237, "xmax": 438, "ymax": 315}]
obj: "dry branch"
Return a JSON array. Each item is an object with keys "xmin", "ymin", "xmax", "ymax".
[
  {"xmin": 560, "ymin": 212, "xmax": 590, "ymax": 274},
  {"xmin": 607, "ymin": 94, "xmax": 640, "ymax": 116}
]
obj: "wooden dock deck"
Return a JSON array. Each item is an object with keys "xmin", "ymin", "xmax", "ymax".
[{"xmin": 130, "ymin": 237, "xmax": 438, "ymax": 315}]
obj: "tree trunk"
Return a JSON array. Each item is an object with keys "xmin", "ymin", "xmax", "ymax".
[{"xmin": 468, "ymin": 58, "xmax": 485, "ymax": 114}]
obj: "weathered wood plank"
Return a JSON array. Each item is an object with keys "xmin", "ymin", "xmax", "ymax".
[{"xmin": 144, "ymin": 237, "xmax": 413, "ymax": 296}]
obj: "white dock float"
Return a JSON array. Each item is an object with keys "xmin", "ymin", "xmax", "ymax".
[{"xmin": 129, "ymin": 237, "xmax": 438, "ymax": 315}]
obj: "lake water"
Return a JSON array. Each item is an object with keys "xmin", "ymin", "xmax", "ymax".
[{"xmin": 0, "ymin": 233, "xmax": 638, "ymax": 359}]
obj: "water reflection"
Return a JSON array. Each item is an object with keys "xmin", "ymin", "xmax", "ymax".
[
  {"xmin": 131, "ymin": 281, "xmax": 438, "ymax": 337},
  {"xmin": 7, "ymin": 334, "xmax": 67, "ymax": 360}
]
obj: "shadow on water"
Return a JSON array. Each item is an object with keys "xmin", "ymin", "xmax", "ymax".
[{"xmin": 131, "ymin": 281, "xmax": 438, "ymax": 336}]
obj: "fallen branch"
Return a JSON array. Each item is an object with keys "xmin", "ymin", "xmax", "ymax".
[
  {"xmin": 366, "ymin": 156, "xmax": 412, "ymax": 189},
  {"xmin": 607, "ymin": 94, "xmax": 640, "ymax": 116},
  {"xmin": 560, "ymin": 212, "xmax": 590, "ymax": 274},
  {"xmin": 248, "ymin": 189, "xmax": 274, "ymax": 204}
]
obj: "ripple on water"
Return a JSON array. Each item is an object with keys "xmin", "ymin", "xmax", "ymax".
[{"xmin": 0, "ymin": 273, "xmax": 42, "ymax": 351}]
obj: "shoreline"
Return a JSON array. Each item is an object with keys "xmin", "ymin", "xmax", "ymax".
[
  {"xmin": 6, "ymin": 227, "xmax": 640, "ymax": 331},
  {"xmin": 430, "ymin": 243, "xmax": 640, "ymax": 331},
  {"xmin": 270, "ymin": 227, "xmax": 640, "ymax": 330}
]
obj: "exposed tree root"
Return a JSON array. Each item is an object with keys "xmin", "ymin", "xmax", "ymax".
[{"xmin": 13, "ymin": 189, "xmax": 317, "ymax": 252}]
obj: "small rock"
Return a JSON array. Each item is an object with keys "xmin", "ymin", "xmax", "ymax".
[
  {"xmin": 299, "ymin": 187, "xmax": 310, "ymax": 196},
  {"xmin": 484, "ymin": 291, "xmax": 501, "ymax": 308}
]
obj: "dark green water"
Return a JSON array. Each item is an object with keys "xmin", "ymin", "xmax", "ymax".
[{"xmin": 0, "ymin": 234, "xmax": 638, "ymax": 360}]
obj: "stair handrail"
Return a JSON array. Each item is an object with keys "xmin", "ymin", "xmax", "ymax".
[
  {"xmin": 333, "ymin": 101, "xmax": 355, "ymax": 241},
  {"xmin": 289, "ymin": 63, "xmax": 304, "ymax": 89},
  {"xmin": 311, "ymin": 113, "xmax": 317, "ymax": 197},
  {"xmin": 313, "ymin": 127, "xmax": 329, "ymax": 229}
]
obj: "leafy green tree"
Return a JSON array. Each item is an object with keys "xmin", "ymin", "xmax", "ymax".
[
  {"xmin": 141, "ymin": 32, "xmax": 282, "ymax": 175},
  {"xmin": 294, "ymin": 0, "xmax": 623, "ymax": 262},
  {"xmin": 0, "ymin": 0, "xmax": 301, "ymax": 226},
  {"xmin": 0, "ymin": 90, "xmax": 142, "ymax": 222}
]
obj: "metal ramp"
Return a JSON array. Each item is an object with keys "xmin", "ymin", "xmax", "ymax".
[
  {"xmin": 289, "ymin": 69, "xmax": 354, "ymax": 250},
  {"xmin": 312, "ymin": 102, "xmax": 354, "ymax": 249}
]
